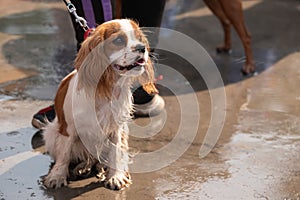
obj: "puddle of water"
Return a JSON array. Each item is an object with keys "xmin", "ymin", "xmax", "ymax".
[
  {"xmin": 0, "ymin": 8, "xmax": 75, "ymax": 99},
  {"xmin": 152, "ymin": 109, "xmax": 300, "ymax": 200},
  {"xmin": 0, "ymin": 94, "xmax": 15, "ymax": 101},
  {"xmin": 0, "ymin": 9, "xmax": 58, "ymax": 35},
  {"xmin": 223, "ymin": 110, "xmax": 300, "ymax": 199},
  {"xmin": 0, "ymin": 127, "xmax": 51, "ymax": 200}
]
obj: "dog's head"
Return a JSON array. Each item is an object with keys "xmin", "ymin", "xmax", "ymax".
[{"xmin": 74, "ymin": 19, "xmax": 158, "ymax": 98}]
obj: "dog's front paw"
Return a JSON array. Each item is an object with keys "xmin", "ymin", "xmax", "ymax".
[
  {"xmin": 43, "ymin": 173, "xmax": 67, "ymax": 189},
  {"xmin": 72, "ymin": 162, "xmax": 92, "ymax": 178},
  {"xmin": 104, "ymin": 171, "xmax": 132, "ymax": 190}
]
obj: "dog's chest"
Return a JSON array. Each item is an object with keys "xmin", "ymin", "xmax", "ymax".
[
  {"xmin": 64, "ymin": 74, "xmax": 134, "ymax": 136},
  {"xmin": 96, "ymin": 86, "xmax": 133, "ymax": 129}
]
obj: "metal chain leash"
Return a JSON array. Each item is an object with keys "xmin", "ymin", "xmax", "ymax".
[{"xmin": 63, "ymin": 0, "xmax": 90, "ymax": 31}]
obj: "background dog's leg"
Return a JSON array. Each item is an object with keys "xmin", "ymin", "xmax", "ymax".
[
  {"xmin": 104, "ymin": 130, "xmax": 131, "ymax": 190},
  {"xmin": 218, "ymin": 0, "xmax": 255, "ymax": 74},
  {"xmin": 203, "ymin": 0, "xmax": 232, "ymax": 53}
]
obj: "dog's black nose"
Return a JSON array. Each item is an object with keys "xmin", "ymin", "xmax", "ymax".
[{"xmin": 135, "ymin": 44, "xmax": 145, "ymax": 53}]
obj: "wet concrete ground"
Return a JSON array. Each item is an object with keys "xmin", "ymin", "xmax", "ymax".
[{"xmin": 1, "ymin": 0, "xmax": 300, "ymax": 199}]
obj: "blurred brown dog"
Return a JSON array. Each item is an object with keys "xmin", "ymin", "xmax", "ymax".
[{"xmin": 203, "ymin": 0, "xmax": 255, "ymax": 75}]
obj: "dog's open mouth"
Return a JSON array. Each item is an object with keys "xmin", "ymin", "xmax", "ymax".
[{"xmin": 113, "ymin": 58, "xmax": 145, "ymax": 71}]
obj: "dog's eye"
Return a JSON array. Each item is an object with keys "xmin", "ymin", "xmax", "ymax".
[{"xmin": 113, "ymin": 36, "xmax": 126, "ymax": 46}]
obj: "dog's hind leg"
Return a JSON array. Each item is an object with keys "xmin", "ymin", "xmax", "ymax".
[{"xmin": 43, "ymin": 121, "xmax": 73, "ymax": 188}]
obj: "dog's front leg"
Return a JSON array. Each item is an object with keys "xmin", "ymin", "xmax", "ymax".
[{"xmin": 104, "ymin": 130, "xmax": 132, "ymax": 190}]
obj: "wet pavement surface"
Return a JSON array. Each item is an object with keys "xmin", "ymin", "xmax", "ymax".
[{"xmin": 1, "ymin": 0, "xmax": 300, "ymax": 199}]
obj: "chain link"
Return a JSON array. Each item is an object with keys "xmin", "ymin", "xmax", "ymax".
[{"xmin": 66, "ymin": 2, "xmax": 90, "ymax": 31}]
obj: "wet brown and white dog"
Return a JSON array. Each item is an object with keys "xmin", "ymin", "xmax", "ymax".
[{"xmin": 43, "ymin": 19, "xmax": 157, "ymax": 190}]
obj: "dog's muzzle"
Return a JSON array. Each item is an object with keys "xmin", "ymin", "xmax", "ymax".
[{"xmin": 113, "ymin": 58, "xmax": 146, "ymax": 71}]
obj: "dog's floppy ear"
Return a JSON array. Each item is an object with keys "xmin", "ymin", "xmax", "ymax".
[
  {"xmin": 75, "ymin": 28, "xmax": 116, "ymax": 99},
  {"xmin": 138, "ymin": 36, "xmax": 158, "ymax": 95},
  {"xmin": 140, "ymin": 59, "xmax": 158, "ymax": 95},
  {"xmin": 74, "ymin": 28, "xmax": 108, "ymax": 71}
]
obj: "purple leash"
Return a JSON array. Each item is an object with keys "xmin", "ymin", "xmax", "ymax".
[
  {"xmin": 81, "ymin": 0, "xmax": 113, "ymax": 28},
  {"xmin": 81, "ymin": 0, "xmax": 96, "ymax": 28},
  {"xmin": 101, "ymin": 0, "xmax": 113, "ymax": 22}
]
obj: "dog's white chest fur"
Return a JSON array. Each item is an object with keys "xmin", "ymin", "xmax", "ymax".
[{"xmin": 63, "ymin": 73, "xmax": 133, "ymax": 154}]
